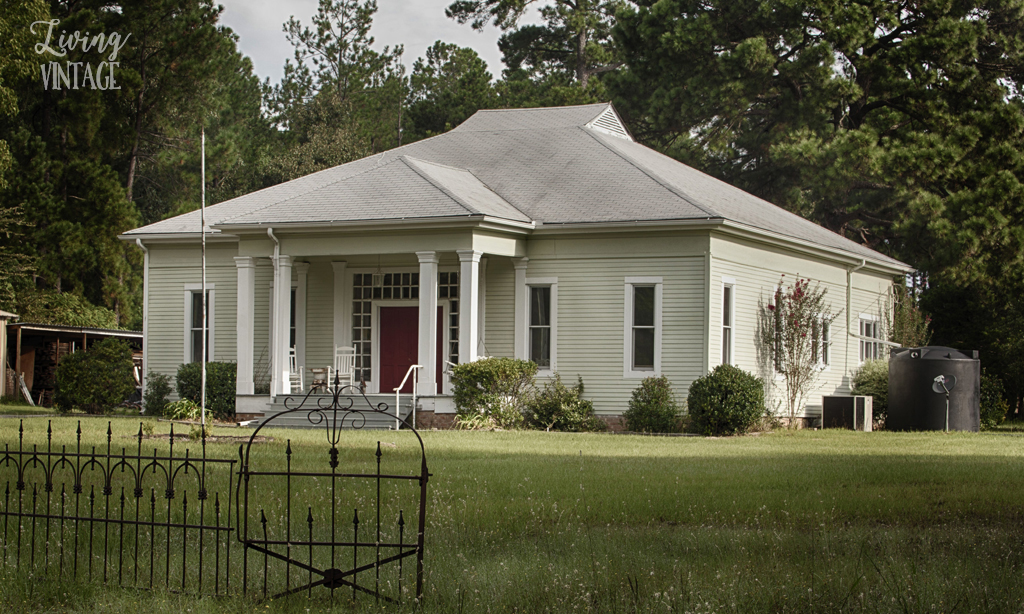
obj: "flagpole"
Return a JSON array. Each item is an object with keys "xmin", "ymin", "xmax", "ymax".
[{"xmin": 201, "ymin": 128, "xmax": 207, "ymax": 428}]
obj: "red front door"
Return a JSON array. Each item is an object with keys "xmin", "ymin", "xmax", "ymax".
[{"xmin": 378, "ymin": 306, "xmax": 444, "ymax": 393}]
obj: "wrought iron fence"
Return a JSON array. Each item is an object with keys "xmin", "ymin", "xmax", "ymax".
[
  {"xmin": 0, "ymin": 381, "xmax": 430, "ymax": 605},
  {"xmin": 0, "ymin": 420, "xmax": 235, "ymax": 593}
]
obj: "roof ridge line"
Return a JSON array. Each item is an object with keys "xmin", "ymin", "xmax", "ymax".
[
  {"xmin": 472, "ymin": 102, "xmax": 609, "ymax": 114},
  {"xmin": 582, "ymin": 128, "xmax": 720, "ymax": 218}
]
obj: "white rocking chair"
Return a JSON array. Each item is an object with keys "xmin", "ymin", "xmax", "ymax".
[
  {"xmin": 288, "ymin": 347, "xmax": 304, "ymax": 391},
  {"xmin": 329, "ymin": 345, "xmax": 357, "ymax": 389}
]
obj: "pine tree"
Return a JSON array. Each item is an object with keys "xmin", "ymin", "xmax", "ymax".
[
  {"xmin": 405, "ymin": 42, "xmax": 495, "ymax": 140},
  {"xmin": 447, "ymin": 0, "xmax": 623, "ymax": 88}
]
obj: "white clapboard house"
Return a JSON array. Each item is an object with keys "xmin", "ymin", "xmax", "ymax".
[{"xmin": 121, "ymin": 103, "xmax": 910, "ymax": 426}]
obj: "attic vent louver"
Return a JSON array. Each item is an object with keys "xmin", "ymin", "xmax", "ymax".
[{"xmin": 586, "ymin": 107, "xmax": 632, "ymax": 141}]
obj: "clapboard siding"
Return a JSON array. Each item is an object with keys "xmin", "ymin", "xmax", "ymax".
[
  {"xmin": 146, "ymin": 243, "xmax": 239, "ymax": 398},
  {"xmin": 519, "ymin": 252, "xmax": 707, "ymax": 416},
  {"xmin": 708, "ymin": 235, "xmax": 894, "ymax": 418},
  {"xmin": 484, "ymin": 258, "xmax": 514, "ymax": 358},
  {"xmin": 301, "ymin": 260, "xmax": 335, "ymax": 382}
]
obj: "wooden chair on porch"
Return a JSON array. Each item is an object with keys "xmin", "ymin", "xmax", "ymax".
[
  {"xmin": 329, "ymin": 345, "xmax": 356, "ymax": 389},
  {"xmin": 288, "ymin": 347, "xmax": 304, "ymax": 391}
]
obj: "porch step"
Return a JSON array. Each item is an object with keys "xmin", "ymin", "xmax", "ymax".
[{"xmin": 260, "ymin": 393, "xmax": 414, "ymax": 430}]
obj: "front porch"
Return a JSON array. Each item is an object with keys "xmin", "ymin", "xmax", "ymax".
[{"xmin": 230, "ymin": 230, "xmax": 529, "ymax": 425}]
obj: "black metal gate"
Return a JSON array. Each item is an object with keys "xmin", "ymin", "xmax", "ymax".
[
  {"xmin": 237, "ymin": 383, "xmax": 430, "ymax": 604},
  {"xmin": 0, "ymin": 383, "xmax": 429, "ymax": 604}
]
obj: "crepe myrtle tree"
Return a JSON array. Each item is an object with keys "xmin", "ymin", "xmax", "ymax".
[{"xmin": 758, "ymin": 276, "xmax": 839, "ymax": 426}]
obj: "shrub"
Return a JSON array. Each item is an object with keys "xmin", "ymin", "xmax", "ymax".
[
  {"xmin": 980, "ymin": 371, "xmax": 1009, "ymax": 430},
  {"xmin": 143, "ymin": 371, "xmax": 173, "ymax": 415},
  {"xmin": 624, "ymin": 376, "xmax": 682, "ymax": 433},
  {"xmin": 165, "ymin": 399, "xmax": 202, "ymax": 421},
  {"xmin": 527, "ymin": 374, "xmax": 605, "ymax": 432},
  {"xmin": 53, "ymin": 338, "xmax": 136, "ymax": 414},
  {"xmin": 176, "ymin": 362, "xmax": 237, "ymax": 420},
  {"xmin": 852, "ymin": 359, "xmax": 889, "ymax": 422},
  {"xmin": 451, "ymin": 357, "xmax": 536, "ymax": 429},
  {"xmin": 687, "ymin": 365, "xmax": 764, "ymax": 436}
]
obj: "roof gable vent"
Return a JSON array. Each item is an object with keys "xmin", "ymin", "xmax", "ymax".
[{"xmin": 585, "ymin": 106, "xmax": 633, "ymax": 141}]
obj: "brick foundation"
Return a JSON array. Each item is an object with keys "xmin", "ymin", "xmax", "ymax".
[
  {"xmin": 413, "ymin": 411, "xmax": 456, "ymax": 430},
  {"xmin": 600, "ymin": 416, "xmax": 627, "ymax": 432}
]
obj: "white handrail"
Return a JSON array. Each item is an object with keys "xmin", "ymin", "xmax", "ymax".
[{"xmin": 394, "ymin": 364, "xmax": 422, "ymax": 430}]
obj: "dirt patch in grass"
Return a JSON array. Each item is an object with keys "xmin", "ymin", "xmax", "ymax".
[{"xmin": 134, "ymin": 433, "xmax": 272, "ymax": 444}]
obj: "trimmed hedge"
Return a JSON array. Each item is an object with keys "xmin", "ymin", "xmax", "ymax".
[
  {"xmin": 176, "ymin": 362, "xmax": 236, "ymax": 420},
  {"xmin": 687, "ymin": 365, "xmax": 764, "ymax": 436},
  {"xmin": 451, "ymin": 357, "xmax": 536, "ymax": 429},
  {"xmin": 624, "ymin": 376, "xmax": 681, "ymax": 433},
  {"xmin": 54, "ymin": 338, "xmax": 136, "ymax": 414}
]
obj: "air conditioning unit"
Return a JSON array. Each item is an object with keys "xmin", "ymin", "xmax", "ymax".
[{"xmin": 822, "ymin": 395, "xmax": 873, "ymax": 431}]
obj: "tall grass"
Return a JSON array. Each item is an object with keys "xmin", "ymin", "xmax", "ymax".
[{"xmin": 1, "ymin": 418, "xmax": 1023, "ymax": 612}]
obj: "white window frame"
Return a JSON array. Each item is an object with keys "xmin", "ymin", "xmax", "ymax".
[
  {"xmin": 721, "ymin": 277, "xmax": 736, "ymax": 366},
  {"xmin": 812, "ymin": 314, "xmax": 831, "ymax": 370},
  {"xmin": 768, "ymin": 284, "xmax": 784, "ymax": 376},
  {"xmin": 525, "ymin": 277, "xmax": 557, "ymax": 373},
  {"xmin": 859, "ymin": 314, "xmax": 880, "ymax": 363},
  {"xmin": 624, "ymin": 277, "xmax": 662, "ymax": 378},
  {"xmin": 183, "ymin": 283, "xmax": 215, "ymax": 364}
]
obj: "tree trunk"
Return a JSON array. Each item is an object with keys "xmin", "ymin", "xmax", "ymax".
[
  {"xmin": 577, "ymin": 24, "xmax": 588, "ymax": 88},
  {"xmin": 126, "ymin": 55, "xmax": 147, "ymax": 203},
  {"xmin": 125, "ymin": 88, "xmax": 144, "ymax": 203}
]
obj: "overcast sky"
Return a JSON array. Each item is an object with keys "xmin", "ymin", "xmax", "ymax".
[{"xmin": 215, "ymin": 0, "xmax": 541, "ymax": 86}]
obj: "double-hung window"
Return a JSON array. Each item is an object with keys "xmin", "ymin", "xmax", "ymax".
[
  {"xmin": 812, "ymin": 317, "xmax": 831, "ymax": 368},
  {"xmin": 860, "ymin": 316, "xmax": 880, "ymax": 362},
  {"xmin": 721, "ymin": 280, "xmax": 735, "ymax": 365},
  {"xmin": 624, "ymin": 277, "xmax": 662, "ymax": 376},
  {"xmin": 526, "ymin": 279, "xmax": 557, "ymax": 371},
  {"xmin": 184, "ymin": 284, "xmax": 215, "ymax": 364}
]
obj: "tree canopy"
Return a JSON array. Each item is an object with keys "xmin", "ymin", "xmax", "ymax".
[
  {"xmin": 612, "ymin": 0, "xmax": 1024, "ymax": 404},
  {"xmin": 2, "ymin": 0, "xmax": 1022, "ymax": 408}
]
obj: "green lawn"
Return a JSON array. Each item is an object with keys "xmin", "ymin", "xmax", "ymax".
[{"xmin": 1, "ymin": 418, "xmax": 1023, "ymax": 612}]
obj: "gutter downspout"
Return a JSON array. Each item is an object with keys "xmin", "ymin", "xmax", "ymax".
[
  {"xmin": 268, "ymin": 228, "xmax": 280, "ymax": 396},
  {"xmin": 136, "ymin": 239, "xmax": 149, "ymax": 410},
  {"xmin": 845, "ymin": 258, "xmax": 866, "ymax": 387}
]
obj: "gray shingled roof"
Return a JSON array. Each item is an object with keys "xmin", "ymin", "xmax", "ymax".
[
  {"xmin": 124, "ymin": 102, "xmax": 906, "ymax": 268},
  {"xmin": 220, "ymin": 156, "xmax": 531, "ymax": 226}
]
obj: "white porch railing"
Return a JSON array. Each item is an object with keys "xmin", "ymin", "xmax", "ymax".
[{"xmin": 394, "ymin": 365, "xmax": 423, "ymax": 430}]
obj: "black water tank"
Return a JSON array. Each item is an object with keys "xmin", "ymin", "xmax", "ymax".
[{"xmin": 887, "ymin": 346, "xmax": 980, "ymax": 431}]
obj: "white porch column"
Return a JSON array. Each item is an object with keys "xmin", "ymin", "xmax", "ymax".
[
  {"xmin": 479, "ymin": 257, "xmax": 487, "ymax": 357},
  {"xmin": 331, "ymin": 261, "xmax": 348, "ymax": 352},
  {"xmin": 416, "ymin": 251, "xmax": 439, "ymax": 395},
  {"xmin": 513, "ymin": 257, "xmax": 529, "ymax": 359},
  {"xmin": 457, "ymin": 250, "xmax": 482, "ymax": 364},
  {"xmin": 295, "ymin": 262, "xmax": 309, "ymax": 376},
  {"xmin": 272, "ymin": 255, "xmax": 293, "ymax": 395},
  {"xmin": 234, "ymin": 256, "xmax": 256, "ymax": 395}
]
